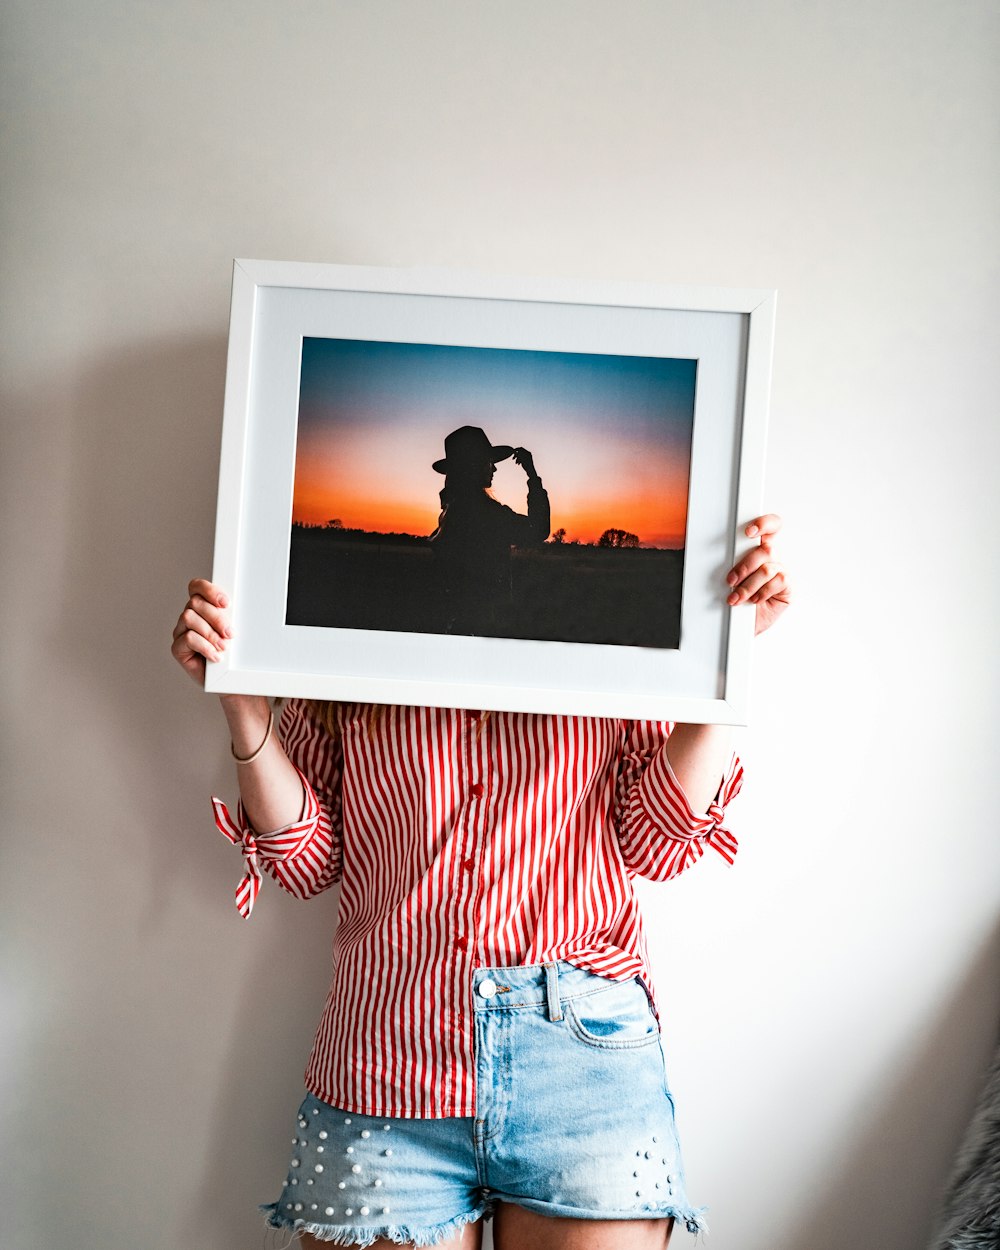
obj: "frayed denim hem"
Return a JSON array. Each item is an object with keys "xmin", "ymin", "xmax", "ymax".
[
  {"xmin": 680, "ymin": 1206, "xmax": 709, "ymax": 1239},
  {"xmin": 260, "ymin": 1200, "xmax": 491, "ymax": 1247},
  {"xmin": 655, "ymin": 1200, "xmax": 710, "ymax": 1240}
]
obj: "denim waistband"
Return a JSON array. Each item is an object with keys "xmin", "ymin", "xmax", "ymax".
[{"xmin": 472, "ymin": 959, "xmax": 630, "ymax": 1021}]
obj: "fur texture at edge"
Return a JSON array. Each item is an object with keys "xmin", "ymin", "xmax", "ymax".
[{"xmin": 929, "ymin": 1041, "xmax": 1000, "ymax": 1250}]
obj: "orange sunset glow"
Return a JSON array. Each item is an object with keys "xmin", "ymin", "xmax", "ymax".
[
  {"xmin": 291, "ymin": 430, "xmax": 690, "ymax": 548},
  {"xmin": 291, "ymin": 337, "xmax": 697, "ymax": 550}
]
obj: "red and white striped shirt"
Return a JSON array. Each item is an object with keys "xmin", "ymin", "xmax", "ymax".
[{"xmin": 211, "ymin": 700, "xmax": 743, "ymax": 1118}]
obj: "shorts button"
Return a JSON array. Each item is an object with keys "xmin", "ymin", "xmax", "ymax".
[
  {"xmin": 478, "ymin": 978, "xmax": 498, "ymax": 999},
  {"xmin": 470, "ymin": 782, "xmax": 484, "ymax": 799},
  {"xmin": 456, "ymin": 936, "xmax": 468, "ymax": 951},
  {"xmin": 463, "ymin": 858, "xmax": 475, "ymax": 871}
]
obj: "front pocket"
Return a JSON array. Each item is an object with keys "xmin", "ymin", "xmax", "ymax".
[{"xmin": 564, "ymin": 976, "xmax": 661, "ymax": 1049}]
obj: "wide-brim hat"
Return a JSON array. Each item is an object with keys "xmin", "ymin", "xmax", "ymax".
[{"xmin": 433, "ymin": 425, "xmax": 513, "ymax": 475}]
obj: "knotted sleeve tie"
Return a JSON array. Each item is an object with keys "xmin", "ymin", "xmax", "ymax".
[{"xmin": 210, "ymin": 772, "xmax": 320, "ymax": 917}]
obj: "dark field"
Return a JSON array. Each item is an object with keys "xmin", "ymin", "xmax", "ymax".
[{"xmin": 286, "ymin": 528, "xmax": 683, "ymax": 649}]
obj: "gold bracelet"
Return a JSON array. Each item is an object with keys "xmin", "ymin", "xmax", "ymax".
[{"xmin": 231, "ymin": 706, "xmax": 274, "ymax": 764}]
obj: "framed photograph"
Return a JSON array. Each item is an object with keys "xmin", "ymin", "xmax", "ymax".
[{"xmin": 205, "ymin": 260, "xmax": 774, "ymax": 723}]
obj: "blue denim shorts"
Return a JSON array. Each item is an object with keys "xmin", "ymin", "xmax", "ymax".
[{"xmin": 262, "ymin": 961, "xmax": 705, "ymax": 1246}]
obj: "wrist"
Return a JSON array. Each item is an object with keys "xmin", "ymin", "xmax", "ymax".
[
  {"xmin": 231, "ymin": 705, "xmax": 274, "ymax": 764},
  {"xmin": 220, "ymin": 694, "xmax": 271, "ymax": 750},
  {"xmin": 219, "ymin": 692, "xmax": 269, "ymax": 714}
]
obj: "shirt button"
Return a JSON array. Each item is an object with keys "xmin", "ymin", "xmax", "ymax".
[
  {"xmin": 455, "ymin": 935, "xmax": 468, "ymax": 951},
  {"xmin": 463, "ymin": 857, "xmax": 475, "ymax": 871},
  {"xmin": 477, "ymin": 978, "xmax": 497, "ymax": 999},
  {"xmin": 470, "ymin": 782, "xmax": 484, "ymax": 799}
]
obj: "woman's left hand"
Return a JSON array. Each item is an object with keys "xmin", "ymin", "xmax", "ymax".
[{"xmin": 726, "ymin": 513, "xmax": 791, "ymax": 636}]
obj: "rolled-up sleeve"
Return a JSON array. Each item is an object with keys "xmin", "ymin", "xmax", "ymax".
[
  {"xmin": 210, "ymin": 700, "xmax": 344, "ymax": 914},
  {"xmin": 614, "ymin": 720, "xmax": 744, "ymax": 882}
]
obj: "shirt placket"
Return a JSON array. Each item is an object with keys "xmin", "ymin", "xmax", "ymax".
[{"xmin": 454, "ymin": 710, "xmax": 489, "ymax": 961}]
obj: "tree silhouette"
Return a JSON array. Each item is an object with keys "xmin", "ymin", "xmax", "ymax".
[
  {"xmin": 550, "ymin": 527, "xmax": 567, "ymax": 544},
  {"xmin": 326, "ymin": 518, "xmax": 343, "ymax": 529},
  {"xmin": 598, "ymin": 527, "xmax": 639, "ymax": 548}
]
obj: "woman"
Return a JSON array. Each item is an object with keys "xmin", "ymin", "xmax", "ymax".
[
  {"xmin": 171, "ymin": 514, "xmax": 790, "ymax": 1250},
  {"xmin": 428, "ymin": 424, "xmax": 550, "ymax": 636}
]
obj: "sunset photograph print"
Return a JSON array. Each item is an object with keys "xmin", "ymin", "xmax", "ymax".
[{"xmin": 286, "ymin": 336, "xmax": 697, "ymax": 648}]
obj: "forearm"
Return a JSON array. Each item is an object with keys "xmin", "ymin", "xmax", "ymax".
[
  {"xmin": 220, "ymin": 694, "xmax": 306, "ymax": 833},
  {"xmin": 526, "ymin": 476, "xmax": 550, "ymax": 541},
  {"xmin": 664, "ymin": 722, "xmax": 733, "ymax": 816}
]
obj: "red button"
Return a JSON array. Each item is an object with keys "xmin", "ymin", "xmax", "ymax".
[
  {"xmin": 463, "ymin": 857, "xmax": 475, "ymax": 871},
  {"xmin": 456, "ymin": 935, "xmax": 468, "ymax": 951},
  {"xmin": 471, "ymin": 782, "xmax": 484, "ymax": 799}
]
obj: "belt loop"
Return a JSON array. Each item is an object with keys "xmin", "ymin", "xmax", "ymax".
[{"xmin": 545, "ymin": 962, "xmax": 562, "ymax": 1022}]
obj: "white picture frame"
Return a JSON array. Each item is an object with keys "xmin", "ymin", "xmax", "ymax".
[{"xmin": 205, "ymin": 260, "xmax": 774, "ymax": 724}]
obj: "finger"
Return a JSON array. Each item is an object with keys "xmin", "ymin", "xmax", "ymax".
[
  {"xmin": 188, "ymin": 593, "xmax": 232, "ymax": 640},
  {"xmin": 171, "ymin": 597, "xmax": 229, "ymax": 644},
  {"xmin": 743, "ymin": 513, "xmax": 782, "ymax": 540},
  {"xmin": 173, "ymin": 593, "xmax": 231, "ymax": 642},
  {"xmin": 171, "ymin": 626, "xmax": 222, "ymax": 661},
  {"xmin": 174, "ymin": 603, "xmax": 228, "ymax": 650},
  {"xmin": 726, "ymin": 545, "xmax": 771, "ymax": 587},
  {"xmin": 170, "ymin": 629, "xmax": 222, "ymax": 683},
  {"xmin": 187, "ymin": 578, "xmax": 230, "ymax": 611},
  {"xmin": 748, "ymin": 570, "xmax": 789, "ymax": 604},
  {"xmin": 727, "ymin": 560, "xmax": 784, "ymax": 605}
]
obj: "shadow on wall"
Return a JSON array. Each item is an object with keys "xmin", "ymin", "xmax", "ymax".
[
  {"xmin": 774, "ymin": 919, "xmax": 1000, "ymax": 1250},
  {"xmin": 25, "ymin": 337, "xmax": 341, "ymax": 1248},
  {"xmin": 55, "ymin": 335, "xmax": 240, "ymax": 918}
]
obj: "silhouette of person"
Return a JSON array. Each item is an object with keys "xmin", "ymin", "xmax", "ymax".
[{"xmin": 428, "ymin": 425, "xmax": 550, "ymax": 636}]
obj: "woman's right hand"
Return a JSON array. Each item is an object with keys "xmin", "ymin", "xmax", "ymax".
[
  {"xmin": 170, "ymin": 578, "xmax": 232, "ymax": 686},
  {"xmin": 512, "ymin": 447, "xmax": 537, "ymax": 478}
]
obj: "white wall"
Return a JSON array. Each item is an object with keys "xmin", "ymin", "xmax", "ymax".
[{"xmin": 3, "ymin": 3, "xmax": 998, "ymax": 1248}]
